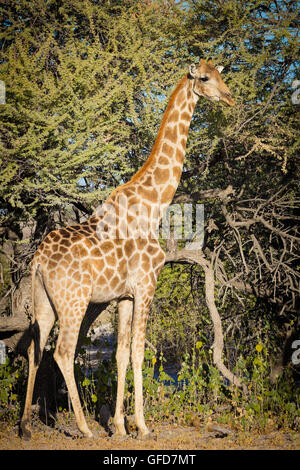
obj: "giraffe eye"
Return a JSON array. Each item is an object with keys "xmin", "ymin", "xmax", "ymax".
[{"xmin": 200, "ymin": 77, "xmax": 209, "ymax": 82}]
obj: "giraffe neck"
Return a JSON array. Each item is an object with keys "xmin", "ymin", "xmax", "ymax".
[
  {"xmin": 99, "ymin": 75, "xmax": 198, "ymax": 240},
  {"xmin": 109, "ymin": 75, "xmax": 197, "ymax": 209}
]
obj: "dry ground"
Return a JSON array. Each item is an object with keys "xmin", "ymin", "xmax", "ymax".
[{"xmin": 0, "ymin": 415, "xmax": 299, "ymax": 450}]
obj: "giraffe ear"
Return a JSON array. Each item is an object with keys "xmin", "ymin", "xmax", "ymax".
[
  {"xmin": 189, "ymin": 64, "xmax": 197, "ymax": 78},
  {"xmin": 215, "ymin": 65, "xmax": 224, "ymax": 73}
]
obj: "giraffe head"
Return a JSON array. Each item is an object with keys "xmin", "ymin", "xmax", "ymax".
[{"xmin": 189, "ymin": 58, "xmax": 235, "ymax": 106}]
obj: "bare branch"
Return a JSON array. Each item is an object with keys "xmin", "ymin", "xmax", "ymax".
[{"xmin": 250, "ymin": 234, "xmax": 273, "ymax": 272}]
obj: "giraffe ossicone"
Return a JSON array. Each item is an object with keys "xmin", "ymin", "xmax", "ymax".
[{"xmin": 20, "ymin": 59, "xmax": 235, "ymax": 440}]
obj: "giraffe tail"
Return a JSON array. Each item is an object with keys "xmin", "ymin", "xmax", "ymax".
[
  {"xmin": 29, "ymin": 320, "xmax": 41, "ymax": 367},
  {"xmin": 29, "ymin": 262, "xmax": 41, "ymax": 366}
]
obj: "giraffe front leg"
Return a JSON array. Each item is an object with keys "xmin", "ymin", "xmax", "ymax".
[
  {"xmin": 114, "ymin": 299, "xmax": 133, "ymax": 436},
  {"xmin": 54, "ymin": 319, "xmax": 93, "ymax": 438},
  {"xmin": 131, "ymin": 295, "xmax": 152, "ymax": 438}
]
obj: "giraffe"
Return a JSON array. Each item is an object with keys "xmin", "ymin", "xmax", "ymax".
[{"xmin": 20, "ymin": 59, "xmax": 235, "ymax": 440}]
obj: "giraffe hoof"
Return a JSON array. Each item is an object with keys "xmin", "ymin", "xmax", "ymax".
[
  {"xmin": 110, "ymin": 433, "xmax": 130, "ymax": 443},
  {"xmin": 112, "ymin": 430, "xmax": 128, "ymax": 439},
  {"xmin": 136, "ymin": 429, "xmax": 157, "ymax": 441}
]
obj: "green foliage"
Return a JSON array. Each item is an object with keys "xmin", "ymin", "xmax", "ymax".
[
  {"xmin": 72, "ymin": 343, "xmax": 298, "ymax": 432},
  {"xmin": 75, "ymin": 342, "xmax": 118, "ymax": 416},
  {"xmin": 1, "ymin": 340, "xmax": 297, "ymax": 431},
  {"xmin": 0, "ymin": 0, "xmax": 299, "ymax": 433},
  {"xmin": 230, "ymin": 344, "xmax": 300, "ymax": 432},
  {"xmin": 2, "ymin": 1, "xmax": 297, "ymax": 221},
  {"xmin": 0, "ymin": 0, "xmax": 187, "ymax": 226},
  {"xmin": 0, "ymin": 358, "xmax": 27, "ymax": 423},
  {"xmin": 149, "ymin": 262, "xmax": 209, "ymax": 363}
]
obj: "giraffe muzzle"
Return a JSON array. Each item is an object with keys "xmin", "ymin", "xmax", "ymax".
[{"xmin": 221, "ymin": 92, "xmax": 235, "ymax": 106}]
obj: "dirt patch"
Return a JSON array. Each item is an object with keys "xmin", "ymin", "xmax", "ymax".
[{"xmin": 0, "ymin": 417, "xmax": 299, "ymax": 450}]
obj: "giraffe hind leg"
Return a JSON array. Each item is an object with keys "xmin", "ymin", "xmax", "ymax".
[
  {"xmin": 20, "ymin": 295, "xmax": 55, "ymax": 439},
  {"xmin": 53, "ymin": 311, "xmax": 93, "ymax": 438}
]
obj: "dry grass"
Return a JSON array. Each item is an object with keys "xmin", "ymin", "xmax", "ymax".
[{"xmin": 0, "ymin": 415, "xmax": 299, "ymax": 450}]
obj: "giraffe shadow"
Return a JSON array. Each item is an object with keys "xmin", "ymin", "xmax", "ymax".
[
  {"xmin": 34, "ymin": 352, "xmax": 67, "ymax": 431},
  {"xmin": 16, "ymin": 328, "xmax": 64, "ymax": 435}
]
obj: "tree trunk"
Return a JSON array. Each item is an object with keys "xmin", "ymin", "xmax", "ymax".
[{"xmin": 0, "ymin": 276, "xmax": 31, "ymax": 353}]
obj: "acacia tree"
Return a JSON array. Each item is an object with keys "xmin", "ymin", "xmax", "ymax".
[
  {"xmin": 0, "ymin": 0, "xmax": 187, "ymax": 344},
  {"xmin": 160, "ymin": 0, "xmax": 299, "ymax": 380},
  {"xmin": 0, "ymin": 0, "xmax": 299, "ymax": 385}
]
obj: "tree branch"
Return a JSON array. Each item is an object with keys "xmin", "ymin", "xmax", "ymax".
[{"xmin": 165, "ymin": 248, "xmax": 246, "ymax": 390}]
